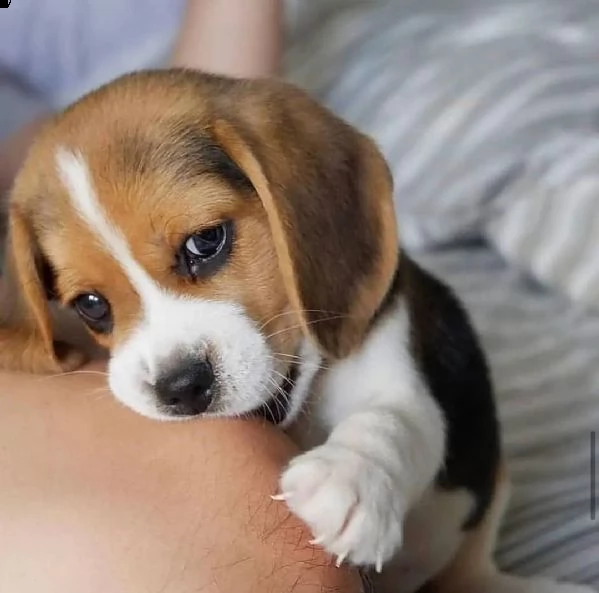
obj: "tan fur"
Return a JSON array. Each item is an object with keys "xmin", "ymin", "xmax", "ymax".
[
  {"xmin": 213, "ymin": 86, "xmax": 399, "ymax": 359},
  {"xmin": 420, "ymin": 462, "xmax": 511, "ymax": 593},
  {"xmin": 0, "ymin": 206, "xmax": 85, "ymax": 372},
  {"xmin": 0, "ymin": 69, "xmax": 397, "ymax": 371}
]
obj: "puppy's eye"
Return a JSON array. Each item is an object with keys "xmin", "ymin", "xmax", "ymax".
[
  {"xmin": 179, "ymin": 221, "xmax": 233, "ymax": 279},
  {"xmin": 72, "ymin": 292, "xmax": 113, "ymax": 333},
  {"xmin": 185, "ymin": 225, "xmax": 226, "ymax": 258}
]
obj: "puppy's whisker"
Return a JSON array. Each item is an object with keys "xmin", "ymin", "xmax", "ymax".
[
  {"xmin": 264, "ymin": 378, "xmax": 284, "ymax": 424},
  {"xmin": 268, "ymin": 373, "xmax": 292, "ymax": 399},
  {"xmin": 271, "ymin": 352, "xmax": 304, "ymax": 361},
  {"xmin": 258, "ymin": 309, "xmax": 329, "ymax": 328},
  {"xmin": 268, "ymin": 377, "xmax": 292, "ymax": 419},
  {"xmin": 265, "ymin": 314, "xmax": 347, "ymax": 340},
  {"xmin": 264, "ymin": 322, "xmax": 321, "ymax": 341},
  {"xmin": 270, "ymin": 352, "xmax": 329, "ymax": 371},
  {"xmin": 36, "ymin": 369, "xmax": 110, "ymax": 382},
  {"xmin": 270, "ymin": 368, "xmax": 297, "ymax": 389},
  {"xmin": 258, "ymin": 308, "xmax": 348, "ymax": 331}
]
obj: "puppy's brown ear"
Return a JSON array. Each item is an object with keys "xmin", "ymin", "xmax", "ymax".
[
  {"xmin": 0, "ymin": 208, "xmax": 85, "ymax": 373},
  {"xmin": 214, "ymin": 83, "xmax": 398, "ymax": 358}
]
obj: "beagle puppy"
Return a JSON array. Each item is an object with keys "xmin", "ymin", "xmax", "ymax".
[{"xmin": 0, "ymin": 70, "xmax": 591, "ymax": 593}]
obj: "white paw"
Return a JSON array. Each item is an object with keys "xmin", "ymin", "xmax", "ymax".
[{"xmin": 275, "ymin": 444, "xmax": 404, "ymax": 570}]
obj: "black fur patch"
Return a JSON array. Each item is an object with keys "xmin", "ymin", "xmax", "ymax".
[
  {"xmin": 115, "ymin": 126, "xmax": 253, "ymax": 192},
  {"xmin": 199, "ymin": 141, "xmax": 254, "ymax": 190},
  {"xmin": 377, "ymin": 253, "xmax": 501, "ymax": 528},
  {"xmin": 170, "ymin": 124, "xmax": 254, "ymax": 191},
  {"xmin": 38, "ymin": 251, "xmax": 58, "ymax": 301}
]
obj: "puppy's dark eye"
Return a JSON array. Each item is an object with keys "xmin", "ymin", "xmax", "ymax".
[
  {"xmin": 72, "ymin": 292, "xmax": 113, "ymax": 334},
  {"xmin": 179, "ymin": 221, "xmax": 233, "ymax": 279},
  {"xmin": 185, "ymin": 225, "xmax": 226, "ymax": 258}
]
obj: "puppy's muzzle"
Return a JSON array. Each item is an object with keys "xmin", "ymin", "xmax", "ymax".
[{"xmin": 154, "ymin": 358, "xmax": 215, "ymax": 416}]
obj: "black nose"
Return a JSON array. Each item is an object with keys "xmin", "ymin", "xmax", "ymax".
[{"xmin": 155, "ymin": 360, "xmax": 214, "ymax": 416}]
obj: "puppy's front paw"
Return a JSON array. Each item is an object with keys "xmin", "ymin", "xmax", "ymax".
[{"xmin": 277, "ymin": 444, "xmax": 404, "ymax": 571}]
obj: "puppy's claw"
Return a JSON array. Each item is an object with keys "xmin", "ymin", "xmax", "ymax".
[
  {"xmin": 375, "ymin": 554, "xmax": 384, "ymax": 574},
  {"xmin": 335, "ymin": 552, "xmax": 348, "ymax": 568},
  {"xmin": 309, "ymin": 534, "xmax": 327, "ymax": 546},
  {"xmin": 270, "ymin": 492, "xmax": 291, "ymax": 501}
]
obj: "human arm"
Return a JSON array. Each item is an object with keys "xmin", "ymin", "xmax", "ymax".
[
  {"xmin": 170, "ymin": 0, "xmax": 283, "ymax": 77},
  {"xmin": 0, "ymin": 361, "xmax": 363, "ymax": 593}
]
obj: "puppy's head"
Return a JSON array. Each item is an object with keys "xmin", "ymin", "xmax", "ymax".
[{"xmin": 0, "ymin": 70, "xmax": 398, "ymax": 420}]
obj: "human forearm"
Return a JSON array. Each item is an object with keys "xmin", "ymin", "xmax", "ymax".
[
  {"xmin": 170, "ymin": 0, "xmax": 282, "ymax": 77},
  {"xmin": 0, "ymin": 362, "xmax": 363, "ymax": 593}
]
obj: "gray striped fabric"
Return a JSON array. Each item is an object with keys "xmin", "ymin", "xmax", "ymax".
[
  {"xmin": 285, "ymin": 0, "xmax": 599, "ymax": 586},
  {"xmin": 420, "ymin": 248, "xmax": 599, "ymax": 585},
  {"xmin": 287, "ymin": 0, "xmax": 599, "ymax": 314}
]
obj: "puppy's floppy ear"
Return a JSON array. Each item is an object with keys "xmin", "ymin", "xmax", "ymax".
[
  {"xmin": 213, "ymin": 82, "xmax": 398, "ymax": 358},
  {"xmin": 0, "ymin": 207, "xmax": 85, "ymax": 373}
]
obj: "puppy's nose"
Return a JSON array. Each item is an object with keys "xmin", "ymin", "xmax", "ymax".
[{"xmin": 155, "ymin": 360, "xmax": 214, "ymax": 416}]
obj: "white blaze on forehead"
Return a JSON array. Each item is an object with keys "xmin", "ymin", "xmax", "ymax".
[{"xmin": 55, "ymin": 147, "xmax": 160, "ymax": 302}]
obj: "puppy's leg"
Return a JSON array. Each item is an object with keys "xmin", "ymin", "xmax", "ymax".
[
  {"xmin": 279, "ymin": 307, "xmax": 446, "ymax": 569},
  {"xmin": 424, "ymin": 466, "xmax": 597, "ymax": 593}
]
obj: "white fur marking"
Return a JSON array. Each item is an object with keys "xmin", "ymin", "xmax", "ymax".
[
  {"xmin": 55, "ymin": 148, "xmax": 276, "ymax": 419},
  {"xmin": 281, "ymin": 302, "xmax": 446, "ymax": 569},
  {"xmin": 56, "ymin": 148, "xmax": 159, "ymax": 301}
]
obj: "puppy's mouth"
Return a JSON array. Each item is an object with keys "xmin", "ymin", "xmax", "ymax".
[{"xmin": 253, "ymin": 362, "xmax": 300, "ymax": 425}]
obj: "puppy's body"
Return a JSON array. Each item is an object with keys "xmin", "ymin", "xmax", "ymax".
[
  {"xmin": 280, "ymin": 256, "xmax": 500, "ymax": 592},
  {"xmin": 0, "ymin": 71, "xmax": 593, "ymax": 593}
]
